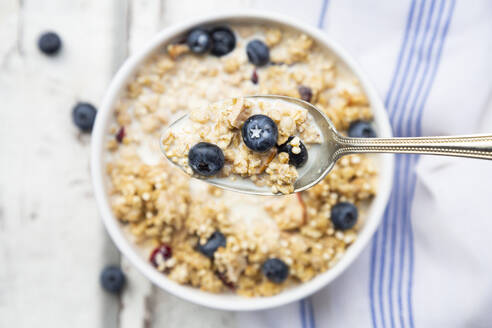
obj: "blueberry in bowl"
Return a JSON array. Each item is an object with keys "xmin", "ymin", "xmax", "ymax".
[
  {"xmin": 210, "ymin": 26, "xmax": 236, "ymax": 57},
  {"xmin": 186, "ymin": 28, "xmax": 212, "ymax": 54},
  {"xmin": 197, "ymin": 231, "xmax": 226, "ymax": 259},
  {"xmin": 262, "ymin": 258, "xmax": 289, "ymax": 284},
  {"xmin": 246, "ymin": 40, "xmax": 270, "ymax": 67},
  {"xmin": 331, "ymin": 202, "xmax": 358, "ymax": 230},
  {"xmin": 348, "ymin": 120, "xmax": 376, "ymax": 138}
]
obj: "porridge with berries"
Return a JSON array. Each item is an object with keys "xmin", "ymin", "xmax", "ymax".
[
  {"xmin": 161, "ymin": 96, "xmax": 322, "ymax": 194},
  {"xmin": 105, "ymin": 23, "xmax": 377, "ymax": 296}
]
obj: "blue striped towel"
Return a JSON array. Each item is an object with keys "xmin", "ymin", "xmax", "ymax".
[{"xmin": 238, "ymin": 0, "xmax": 492, "ymax": 327}]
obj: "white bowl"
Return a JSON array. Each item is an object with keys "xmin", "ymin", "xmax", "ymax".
[{"xmin": 91, "ymin": 11, "xmax": 394, "ymax": 311}]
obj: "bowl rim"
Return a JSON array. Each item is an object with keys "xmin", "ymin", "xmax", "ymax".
[{"xmin": 91, "ymin": 10, "xmax": 394, "ymax": 311}]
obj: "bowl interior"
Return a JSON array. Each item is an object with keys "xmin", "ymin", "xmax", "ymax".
[{"xmin": 91, "ymin": 11, "xmax": 394, "ymax": 311}]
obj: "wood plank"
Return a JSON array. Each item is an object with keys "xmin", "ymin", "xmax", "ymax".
[
  {"xmin": 117, "ymin": 2, "xmax": 161, "ymax": 327},
  {"xmin": 0, "ymin": 0, "xmax": 122, "ymax": 327}
]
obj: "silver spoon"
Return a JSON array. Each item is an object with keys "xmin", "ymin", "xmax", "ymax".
[{"xmin": 161, "ymin": 95, "xmax": 492, "ymax": 196}]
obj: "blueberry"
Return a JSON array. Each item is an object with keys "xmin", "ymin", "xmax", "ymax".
[
  {"xmin": 331, "ymin": 202, "xmax": 358, "ymax": 230},
  {"xmin": 262, "ymin": 258, "xmax": 289, "ymax": 284},
  {"xmin": 197, "ymin": 231, "xmax": 226, "ymax": 258},
  {"xmin": 210, "ymin": 26, "xmax": 236, "ymax": 57},
  {"xmin": 277, "ymin": 136, "xmax": 308, "ymax": 168},
  {"xmin": 100, "ymin": 266, "xmax": 126, "ymax": 294},
  {"xmin": 38, "ymin": 31, "xmax": 62, "ymax": 55},
  {"xmin": 348, "ymin": 120, "xmax": 376, "ymax": 138},
  {"xmin": 298, "ymin": 86, "xmax": 313, "ymax": 103},
  {"xmin": 72, "ymin": 102, "xmax": 97, "ymax": 132},
  {"xmin": 186, "ymin": 28, "xmax": 212, "ymax": 54},
  {"xmin": 188, "ymin": 142, "xmax": 225, "ymax": 176},
  {"xmin": 241, "ymin": 115, "xmax": 278, "ymax": 152},
  {"xmin": 246, "ymin": 40, "xmax": 270, "ymax": 67}
]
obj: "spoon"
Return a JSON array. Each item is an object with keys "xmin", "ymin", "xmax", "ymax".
[{"xmin": 161, "ymin": 95, "xmax": 492, "ymax": 196}]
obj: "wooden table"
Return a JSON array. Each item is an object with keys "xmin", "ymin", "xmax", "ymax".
[{"xmin": 0, "ymin": 1, "xmax": 272, "ymax": 326}]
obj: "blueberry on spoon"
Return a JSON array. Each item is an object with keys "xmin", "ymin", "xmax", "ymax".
[
  {"xmin": 242, "ymin": 115, "xmax": 278, "ymax": 152},
  {"xmin": 197, "ymin": 231, "xmax": 226, "ymax": 258},
  {"xmin": 188, "ymin": 142, "xmax": 225, "ymax": 176},
  {"xmin": 278, "ymin": 136, "xmax": 309, "ymax": 168},
  {"xmin": 262, "ymin": 258, "xmax": 289, "ymax": 283}
]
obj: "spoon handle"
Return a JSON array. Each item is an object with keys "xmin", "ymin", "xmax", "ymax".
[{"xmin": 334, "ymin": 134, "xmax": 492, "ymax": 160}]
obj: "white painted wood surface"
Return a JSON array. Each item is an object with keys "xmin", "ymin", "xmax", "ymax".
[
  {"xmin": 3, "ymin": 2, "xmax": 491, "ymax": 327},
  {"xmin": 0, "ymin": 0, "xmax": 254, "ymax": 327}
]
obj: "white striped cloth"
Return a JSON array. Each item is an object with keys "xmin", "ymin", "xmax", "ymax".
[{"xmin": 238, "ymin": 1, "xmax": 492, "ymax": 327}]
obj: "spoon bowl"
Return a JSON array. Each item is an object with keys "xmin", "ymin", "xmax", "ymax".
[{"xmin": 160, "ymin": 95, "xmax": 340, "ymax": 195}]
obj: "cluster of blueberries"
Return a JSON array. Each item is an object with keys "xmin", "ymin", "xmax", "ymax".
[
  {"xmin": 144, "ymin": 231, "xmax": 289, "ymax": 286},
  {"xmin": 198, "ymin": 231, "xmax": 290, "ymax": 285},
  {"xmin": 187, "ymin": 201, "xmax": 359, "ymax": 286},
  {"xmin": 188, "ymin": 114, "xmax": 309, "ymax": 177},
  {"xmin": 186, "ymin": 25, "xmax": 270, "ymax": 67},
  {"xmin": 99, "ymin": 197, "xmax": 360, "ymax": 292}
]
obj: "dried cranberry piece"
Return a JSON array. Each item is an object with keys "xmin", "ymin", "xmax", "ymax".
[
  {"xmin": 116, "ymin": 126, "xmax": 125, "ymax": 143},
  {"xmin": 251, "ymin": 69, "xmax": 258, "ymax": 84},
  {"xmin": 216, "ymin": 271, "xmax": 235, "ymax": 289},
  {"xmin": 298, "ymin": 86, "xmax": 313, "ymax": 103},
  {"xmin": 297, "ymin": 192, "xmax": 307, "ymax": 223},
  {"xmin": 149, "ymin": 244, "xmax": 172, "ymax": 268}
]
